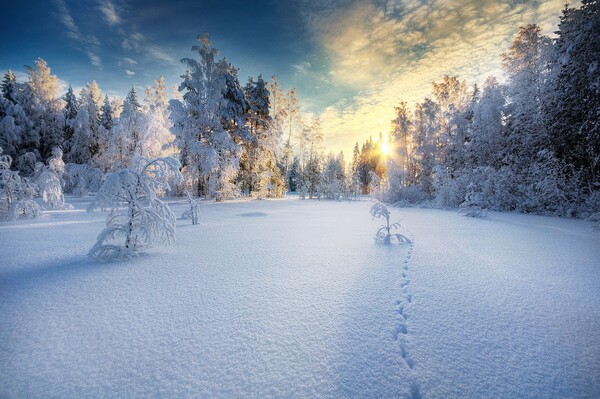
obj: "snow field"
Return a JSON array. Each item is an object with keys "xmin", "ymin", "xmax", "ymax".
[
  {"xmin": 1, "ymin": 197, "xmax": 599, "ymax": 398},
  {"xmin": 1, "ymin": 198, "xmax": 413, "ymax": 397}
]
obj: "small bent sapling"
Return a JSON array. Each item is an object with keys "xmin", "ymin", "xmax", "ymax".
[
  {"xmin": 370, "ymin": 201, "xmax": 411, "ymax": 245},
  {"xmin": 181, "ymin": 190, "xmax": 200, "ymax": 225},
  {"xmin": 88, "ymin": 156, "xmax": 183, "ymax": 260}
]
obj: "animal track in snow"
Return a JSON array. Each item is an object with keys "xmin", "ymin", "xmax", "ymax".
[{"xmin": 394, "ymin": 233, "xmax": 416, "ymax": 376}]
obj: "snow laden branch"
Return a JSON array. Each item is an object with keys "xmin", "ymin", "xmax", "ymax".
[
  {"xmin": 370, "ymin": 201, "xmax": 411, "ymax": 245},
  {"xmin": 88, "ymin": 156, "xmax": 183, "ymax": 260}
]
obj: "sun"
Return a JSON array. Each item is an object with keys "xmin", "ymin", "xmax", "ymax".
[{"xmin": 380, "ymin": 139, "xmax": 391, "ymax": 157}]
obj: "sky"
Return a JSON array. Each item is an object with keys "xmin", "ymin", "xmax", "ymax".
[{"xmin": 0, "ymin": 0, "xmax": 574, "ymax": 156}]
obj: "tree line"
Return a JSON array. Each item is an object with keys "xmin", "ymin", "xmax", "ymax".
[{"xmin": 375, "ymin": 1, "xmax": 599, "ymax": 218}]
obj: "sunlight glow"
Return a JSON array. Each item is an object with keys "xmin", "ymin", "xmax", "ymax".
[{"xmin": 380, "ymin": 139, "xmax": 391, "ymax": 157}]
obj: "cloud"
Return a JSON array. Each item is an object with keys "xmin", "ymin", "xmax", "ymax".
[
  {"xmin": 124, "ymin": 69, "xmax": 135, "ymax": 76},
  {"xmin": 147, "ymin": 45, "xmax": 176, "ymax": 64},
  {"xmin": 292, "ymin": 61, "xmax": 312, "ymax": 73},
  {"xmin": 304, "ymin": 0, "xmax": 574, "ymax": 156},
  {"xmin": 122, "ymin": 57, "xmax": 138, "ymax": 66},
  {"xmin": 97, "ymin": 0, "xmax": 121, "ymax": 26},
  {"xmin": 53, "ymin": 0, "xmax": 103, "ymax": 70},
  {"xmin": 86, "ymin": 51, "xmax": 103, "ymax": 70},
  {"xmin": 98, "ymin": 0, "xmax": 122, "ymax": 26}
]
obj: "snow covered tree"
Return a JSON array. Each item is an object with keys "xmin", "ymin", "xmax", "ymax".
[
  {"xmin": 67, "ymin": 107, "xmax": 93, "ymax": 164},
  {"xmin": 24, "ymin": 58, "xmax": 64, "ymax": 161},
  {"xmin": 88, "ymin": 156, "xmax": 183, "ymax": 260},
  {"xmin": 302, "ymin": 118, "xmax": 324, "ymax": 199},
  {"xmin": 1, "ymin": 70, "xmax": 17, "ymax": 104},
  {"xmin": 62, "ymin": 85, "xmax": 79, "ymax": 159},
  {"xmin": 502, "ymin": 25, "xmax": 552, "ymax": 169},
  {"xmin": 319, "ymin": 152, "xmax": 346, "ymax": 200},
  {"xmin": 63, "ymin": 163, "xmax": 103, "ymax": 196},
  {"xmin": 546, "ymin": 1, "xmax": 600, "ymax": 205},
  {"xmin": 0, "ymin": 147, "xmax": 40, "ymax": 220},
  {"xmin": 144, "ymin": 76, "xmax": 174, "ymax": 159},
  {"xmin": 181, "ymin": 190, "xmax": 200, "ymax": 225},
  {"xmin": 413, "ymin": 98, "xmax": 440, "ymax": 196},
  {"xmin": 108, "ymin": 86, "xmax": 147, "ymax": 170},
  {"xmin": 35, "ymin": 166, "xmax": 66, "ymax": 209},
  {"xmin": 243, "ymin": 75, "xmax": 284, "ymax": 198},
  {"xmin": 169, "ymin": 33, "xmax": 243, "ymax": 201},
  {"xmin": 287, "ymin": 155, "xmax": 301, "ymax": 192},
  {"xmin": 370, "ymin": 201, "xmax": 410, "ymax": 244},
  {"xmin": 390, "ymin": 102, "xmax": 413, "ymax": 186},
  {"xmin": 0, "ymin": 70, "xmax": 28, "ymax": 161},
  {"xmin": 459, "ymin": 182, "xmax": 487, "ymax": 217},
  {"xmin": 468, "ymin": 77, "xmax": 505, "ymax": 168}
]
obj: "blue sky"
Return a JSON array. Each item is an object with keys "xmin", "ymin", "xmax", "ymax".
[{"xmin": 0, "ymin": 0, "xmax": 573, "ymax": 155}]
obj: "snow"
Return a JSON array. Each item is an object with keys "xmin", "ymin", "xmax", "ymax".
[{"xmin": 1, "ymin": 197, "xmax": 599, "ymax": 398}]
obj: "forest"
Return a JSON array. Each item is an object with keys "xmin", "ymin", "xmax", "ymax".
[{"xmin": 1, "ymin": 1, "xmax": 598, "ymax": 219}]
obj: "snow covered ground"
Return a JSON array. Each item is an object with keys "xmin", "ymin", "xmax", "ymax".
[{"xmin": 1, "ymin": 197, "xmax": 599, "ymax": 398}]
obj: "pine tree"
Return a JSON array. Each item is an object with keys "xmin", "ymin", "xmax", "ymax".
[
  {"xmin": 1, "ymin": 70, "xmax": 17, "ymax": 104},
  {"xmin": 109, "ymin": 86, "xmax": 147, "ymax": 170},
  {"xmin": 243, "ymin": 75, "xmax": 284, "ymax": 198}
]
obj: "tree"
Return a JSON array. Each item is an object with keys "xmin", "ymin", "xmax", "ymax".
[
  {"xmin": 502, "ymin": 24, "xmax": 551, "ymax": 165},
  {"xmin": 391, "ymin": 102, "xmax": 413, "ymax": 186},
  {"xmin": 62, "ymin": 85, "xmax": 79, "ymax": 159},
  {"xmin": 546, "ymin": 1, "xmax": 600, "ymax": 198},
  {"xmin": 24, "ymin": 58, "xmax": 64, "ymax": 161},
  {"xmin": 88, "ymin": 156, "xmax": 183, "ymax": 260},
  {"xmin": 170, "ymin": 33, "xmax": 243, "ymax": 201},
  {"xmin": 413, "ymin": 98, "xmax": 440, "ymax": 196},
  {"xmin": 303, "ymin": 117, "xmax": 324, "ymax": 198},
  {"xmin": 109, "ymin": 86, "xmax": 147, "ymax": 170},
  {"xmin": 319, "ymin": 152, "xmax": 346, "ymax": 200},
  {"xmin": 370, "ymin": 201, "xmax": 411, "ymax": 244},
  {"xmin": 243, "ymin": 75, "xmax": 284, "ymax": 198},
  {"xmin": 1, "ymin": 70, "xmax": 17, "ymax": 104},
  {"xmin": 144, "ymin": 76, "xmax": 174, "ymax": 159},
  {"xmin": 0, "ymin": 147, "xmax": 40, "ymax": 219}
]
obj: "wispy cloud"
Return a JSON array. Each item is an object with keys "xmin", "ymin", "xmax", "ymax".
[
  {"xmin": 147, "ymin": 45, "xmax": 176, "ymax": 64},
  {"xmin": 121, "ymin": 32, "xmax": 176, "ymax": 66},
  {"xmin": 122, "ymin": 57, "xmax": 137, "ymax": 66},
  {"xmin": 304, "ymin": 0, "xmax": 575, "ymax": 155},
  {"xmin": 97, "ymin": 0, "xmax": 121, "ymax": 26},
  {"xmin": 53, "ymin": 0, "xmax": 103, "ymax": 70},
  {"xmin": 86, "ymin": 51, "xmax": 103, "ymax": 70},
  {"xmin": 292, "ymin": 61, "xmax": 312, "ymax": 74},
  {"xmin": 124, "ymin": 69, "xmax": 135, "ymax": 76}
]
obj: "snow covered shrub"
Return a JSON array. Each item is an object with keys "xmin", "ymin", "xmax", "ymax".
[
  {"xmin": 64, "ymin": 163, "xmax": 103, "ymax": 196},
  {"xmin": 36, "ymin": 167, "xmax": 67, "ymax": 209},
  {"xmin": 0, "ymin": 148, "xmax": 40, "ymax": 220},
  {"xmin": 370, "ymin": 201, "xmax": 411, "ymax": 245},
  {"xmin": 47, "ymin": 147, "xmax": 66, "ymax": 188},
  {"xmin": 391, "ymin": 185, "xmax": 430, "ymax": 206},
  {"xmin": 34, "ymin": 151, "xmax": 71, "ymax": 210},
  {"xmin": 16, "ymin": 151, "xmax": 37, "ymax": 177},
  {"xmin": 433, "ymin": 165, "xmax": 465, "ymax": 208},
  {"xmin": 88, "ymin": 156, "xmax": 183, "ymax": 260},
  {"xmin": 181, "ymin": 190, "xmax": 200, "ymax": 225},
  {"xmin": 460, "ymin": 182, "xmax": 487, "ymax": 217}
]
